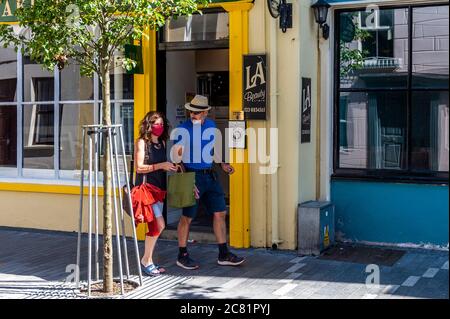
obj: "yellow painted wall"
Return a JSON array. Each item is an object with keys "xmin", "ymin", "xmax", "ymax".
[
  {"xmin": 225, "ymin": 3, "xmax": 252, "ymax": 248},
  {"xmin": 0, "ymin": 191, "xmax": 136, "ymax": 236}
]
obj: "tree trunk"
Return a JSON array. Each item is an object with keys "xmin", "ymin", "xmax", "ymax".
[{"xmin": 101, "ymin": 59, "xmax": 114, "ymax": 294}]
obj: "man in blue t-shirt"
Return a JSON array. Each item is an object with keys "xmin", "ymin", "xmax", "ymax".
[{"xmin": 171, "ymin": 95, "xmax": 245, "ymax": 270}]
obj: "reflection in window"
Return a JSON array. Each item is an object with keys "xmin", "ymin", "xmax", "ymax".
[
  {"xmin": 0, "ymin": 45, "xmax": 17, "ymax": 102},
  {"xmin": 412, "ymin": 91, "xmax": 449, "ymax": 172},
  {"xmin": 59, "ymin": 104, "xmax": 95, "ymax": 174},
  {"xmin": 412, "ymin": 6, "xmax": 449, "ymax": 88},
  {"xmin": 23, "ymin": 75, "xmax": 55, "ymax": 170},
  {"xmin": 163, "ymin": 12, "xmax": 229, "ymax": 42},
  {"xmin": 339, "ymin": 8, "xmax": 408, "ymax": 89},
  {"xmin": 339, "ymin": 92, "xmax": 407, "ymax": 170},
  {"xmin": 0, "ymin": 106, "xmax": 17, "ymax": 168},
  {"xmin": 60, "ymin": 61, "xmax": 94, "ymax": 101},
  {"xmin": 112, "ymin": 103, "xmax": 134, "ymax": 154},
  {"xmin": 23, "ymin": 56, "xmax": 54, "ymax": 102},
  {"xmin": 23, "ymin": 104, "xmax": 55, "ymax": 170},
  {"xmin": 360, "ymin": 9, "xmax": 394, "ymax": 58},
  {"xmin": 31, "ymin": 78, "xmax": 54, "ymax": 145},
  {"xmin": 99, "ymin": 50, "xmax": 134, "ymax": 100}
]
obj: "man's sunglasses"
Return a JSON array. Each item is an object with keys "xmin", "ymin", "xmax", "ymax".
[{"xmin": 189, "ymin": 111, "xmax": 202, "ymax": 115}]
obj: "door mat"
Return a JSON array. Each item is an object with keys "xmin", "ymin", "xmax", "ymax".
[{"xmin": 318, "ymin": 244, "xmax": 406, "ymax": 266}]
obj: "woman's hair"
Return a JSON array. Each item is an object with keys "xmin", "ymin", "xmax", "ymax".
[{"xmin": 138, "ymin": 111, "xmax": 170, "ymax": 143}]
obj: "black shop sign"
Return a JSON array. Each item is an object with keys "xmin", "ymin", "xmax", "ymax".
[
  {"xmin": 243, "ymin": 54, "xmax": 267, "ymax": 120},
  {"xmin": 301, "ymin": 77, "xmax": 312, "ymax": 143}
]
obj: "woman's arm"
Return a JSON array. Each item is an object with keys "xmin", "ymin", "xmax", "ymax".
[
  {"xmin": 134, "ymin": 139, "xmax": 159, "ymax": 173},
  {"xmin": 134, "ymin": 139, "xmax": 177, "ymax": 173}
]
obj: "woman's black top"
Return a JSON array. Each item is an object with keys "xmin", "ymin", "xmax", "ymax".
[{"xmin": 135, "ymin": 141, "xmax": 167, "ymax": 190}]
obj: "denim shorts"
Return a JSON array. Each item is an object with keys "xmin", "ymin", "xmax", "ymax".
[
  {"xmin": 182, "ymin": 171, "xmax": 226, "ymax": 219},
  {"xmin": 152, "ymin": 201, "xmax": 164, "ymax": 218}
]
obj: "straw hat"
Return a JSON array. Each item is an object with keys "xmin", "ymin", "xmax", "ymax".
[{"xmin": 184, "ymin": 95, "xmax": 211, "ymax": 112}]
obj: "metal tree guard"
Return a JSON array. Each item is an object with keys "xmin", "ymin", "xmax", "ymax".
[{"xmin": 76, "ymin": 124, "xmax": 143, "ymax": 297}]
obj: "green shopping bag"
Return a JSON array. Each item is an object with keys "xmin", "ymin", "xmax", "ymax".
[{"xmin": 167, "ymin": 171, "xmax": 196, "ymax": 208}]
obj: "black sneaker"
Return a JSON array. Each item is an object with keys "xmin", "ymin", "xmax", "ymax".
[
  {"xmin": 176, "ymin": 253, "xmax": 199, "ymax": 270},
  {"xmin": 217, "ymin": 252, "xmax": 245, "ymax": 266}
]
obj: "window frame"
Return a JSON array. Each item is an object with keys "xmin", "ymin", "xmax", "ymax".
[{"xmin": 333, "ymin": 3, "xmax": 449, "ymax": 184}]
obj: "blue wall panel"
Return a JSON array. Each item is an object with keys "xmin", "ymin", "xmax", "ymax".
[{"xmin": 331, "ymin": 180, "xmax": 449, "ymax": 246}]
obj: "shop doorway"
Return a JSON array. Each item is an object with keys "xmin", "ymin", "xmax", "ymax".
[{"xmin": 158, "ymin": 48, "xmax": 230, "ymax": 234}]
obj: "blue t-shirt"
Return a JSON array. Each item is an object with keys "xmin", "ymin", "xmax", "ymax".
[{"xmin": 173, "ymin": 118, "xmax": 217, "ymax": 170}]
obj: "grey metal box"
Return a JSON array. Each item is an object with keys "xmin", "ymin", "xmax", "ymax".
[{"xmin": 298, "ymin": 201, "xmax": 335, "ymax": 256}]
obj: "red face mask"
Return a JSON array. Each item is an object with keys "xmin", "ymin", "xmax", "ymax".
[{"xmin": 151, "ymin": 123, "xmax": 164, "ymax": 137}]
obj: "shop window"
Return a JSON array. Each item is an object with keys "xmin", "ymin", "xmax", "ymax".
[
  {"xmin": 159, "ymin": 10, "xmax": 229, "ymax": 50},
  {"xmin": 0, "ymin": 32, "xmax": 134, "ymax": 181},
  {"xmin": 335, "ymin": 5, "xmax": 449, "ymax": 182}
]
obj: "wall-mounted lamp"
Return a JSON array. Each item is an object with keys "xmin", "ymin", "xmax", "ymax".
[
  {"xmin": 267, "ymin": 0, "xmax": 292, "ymax": 33},
  {"xmin": 311, "ymin": 0, "xmax": 330, "ymax": 40}
]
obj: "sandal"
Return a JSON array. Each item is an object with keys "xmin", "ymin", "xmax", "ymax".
[
  {"xmin": 141, "ymin": 263, "xmax": 161, "ymax": 276},
  {"xmin": 155, "ymin": 264, "xmax": 166, "ymax": 273}
]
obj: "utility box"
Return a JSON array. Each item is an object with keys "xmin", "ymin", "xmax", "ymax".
[{"xmin": 298, "ymin": 201, "xmax": 335, "ymax": 256}]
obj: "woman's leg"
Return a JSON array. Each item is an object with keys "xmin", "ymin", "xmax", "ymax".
[{"xmin": 141, "ymin": 216, "xmax": 165, "ymax": 267}]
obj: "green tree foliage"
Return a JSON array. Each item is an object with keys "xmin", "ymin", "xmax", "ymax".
[
  {"xmin": 340, "ymin": 17, "xmax": 371, "ymax": 78},
  {"xmin": 1, "ymin": 0, "xmax": 209, "ymax": 78}
]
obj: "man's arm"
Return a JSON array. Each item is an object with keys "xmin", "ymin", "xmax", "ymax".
[{"xmin": 221, "ymin": 162, "xmax": 235, "ymax": 175}]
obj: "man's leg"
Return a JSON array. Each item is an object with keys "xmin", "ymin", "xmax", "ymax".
[
  {"xmin": 177, "ymin": 215, "xmax": 192, "ymax": 248},
  {"xmin": 176, "ymin": 210, "xmax": 199, "ymax": 270},
  {"xmin": 213, "ymin": 211, "xmax": 227, "ymax": 244},
  {"xmin": 206, "ymin": 176, "xmax": 245, "ymax": 267},
  {"xmin": 212, "ymin": 211, "xmax": 245, "ymax": 267}
]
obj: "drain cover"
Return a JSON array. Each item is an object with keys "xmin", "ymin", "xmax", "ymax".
[{"xmin": 319, "ymin": 244, "xmax": 405, "ymax": 266}]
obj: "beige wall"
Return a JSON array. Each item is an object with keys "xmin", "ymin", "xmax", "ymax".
[
  {"xmin": 0, "ymin": 191, "xmax": 136, "ymax": 236},
  {"xmin": 247, "ymin": 0, "xmax": 319, "ymax": 250},
  {"xmin": 248, "ymin": 0, "xmax": 269, "ymax": 248}
]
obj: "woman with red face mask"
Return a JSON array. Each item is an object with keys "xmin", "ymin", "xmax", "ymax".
[{"xmin": 135, "ymin": 111, "xmax": 177, "ymax": 276}]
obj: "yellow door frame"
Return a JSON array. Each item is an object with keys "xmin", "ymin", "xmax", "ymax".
[{"xmin": 134, "ymin": 1, "xmax": 253, "ymax": 247}]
